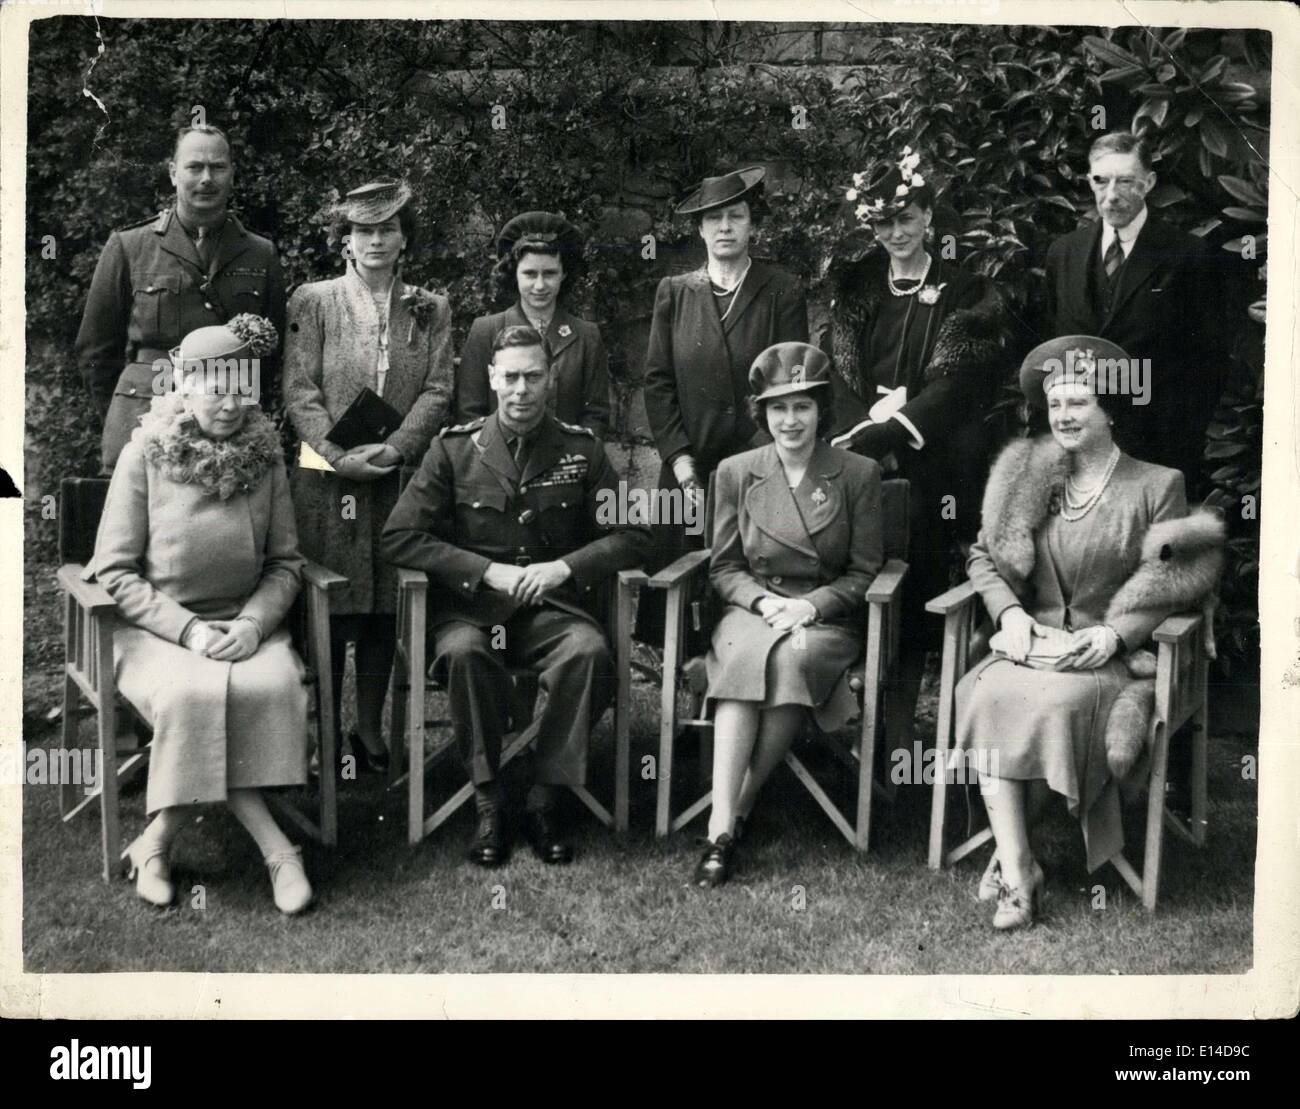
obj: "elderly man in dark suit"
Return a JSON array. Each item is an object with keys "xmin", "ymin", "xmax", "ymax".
[
  {"xmin": 380, "ymin": 326, "xmax": 650, "ymax": 867},
  {"xmin": 75, "ymin": 124, "xmax": 286, "ymax": 472},
  {"xmin": 1044, "ymin": 131, "xmax": 1227, "ymax": 488}
]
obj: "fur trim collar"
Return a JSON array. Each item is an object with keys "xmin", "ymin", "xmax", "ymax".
[
  {"xmin": 1105, "ymin": 510, "xmax": 1226, "ymax": 625},
  {"xmin": 136, "ymin": 394, "xmax": 282, "ymax": 500}
]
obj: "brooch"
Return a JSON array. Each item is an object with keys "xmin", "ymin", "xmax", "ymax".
[
  {"xmin": 811, "ymin": 486, "xmax": 827, "ymax": 506},
  {"xmin": 917, "ymin": 283, "xmax": 946, "ymax": 306},
  {"xmin": 557, "ymin": 324, "xmax": 572, "ymax": 338}
]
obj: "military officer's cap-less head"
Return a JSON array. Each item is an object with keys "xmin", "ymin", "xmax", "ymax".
[
  {"xmin": 749, "ymin": 342, "xmax": 833, "ymax": 403},
  {"xmin": 1019, "ymin": 334, "xmax": 1129, "ymax": 410},
  {"xmin": 676, "ymin": 166, "xmax": 766, "ymax": 218}
]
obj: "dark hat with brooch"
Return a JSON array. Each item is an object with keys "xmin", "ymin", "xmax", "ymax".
[
  {"xmin": 334, "ymin": 179, "xmax": 413, "ymax": 226},
  {"xmin": 676, "ymin": 166, "xmax": 766, "ymax": 217},
  {"xmin": 496, "ymin": 210, "xmax": 583, "ymax": 259},
  {"xmin": 750, "ymin": 342, "xmax": 833, "ymax": 402},
  {"xmin": 1019, "ymin": 334, "xmax": 1130, "ymax": 409}
]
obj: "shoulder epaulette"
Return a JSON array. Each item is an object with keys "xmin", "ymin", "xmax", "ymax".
[
  {"xmin": 439, "ymin": 418, "xmax": 486, "ymax": 438},
  {"xmin": 557, "ymin": 420, "xmax": 596, "ymax": 438},
  {"xmin": 117, "ymin": 210, "xmax": 168, "ymax": 233}
]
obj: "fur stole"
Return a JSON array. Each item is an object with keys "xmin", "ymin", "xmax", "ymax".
[
  {"xmin": 136, "ymin": 393, "xmax": 282, "ymax": 500},
  {"xmin": 823, "ymin": 255, "xmax": 1006, "ymax": 398},
  {"xmin": 979, "ymin": 434, "xmax": 1225, "ymax": 779}
]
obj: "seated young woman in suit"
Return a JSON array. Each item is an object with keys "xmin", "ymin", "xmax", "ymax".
[{"xmin": 694, "ymin": 343, "xmax": 884, "ymax": 888}]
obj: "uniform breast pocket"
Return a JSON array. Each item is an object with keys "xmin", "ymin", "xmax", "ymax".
[
  {"xmin": 221, "ymin": 268, "xmax": 268, "ymax": 314},
  {"xmin": 454, "ymin": 484, "xmax": 509, "ymax": 523},
  {"xmin": 132, "ymin": 273, "xmax": 182, "ymax": 338}
]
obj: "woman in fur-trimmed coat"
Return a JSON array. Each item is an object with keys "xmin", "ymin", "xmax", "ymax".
[
  {"xmin": 953, "ymin": 336, "xmax": 1224, "ymax": 930},
  {"xmin": 817, "ymin": 157, "xmax": 1011, "ymax": 745}
]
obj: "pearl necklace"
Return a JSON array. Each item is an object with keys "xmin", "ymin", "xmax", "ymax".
[
  {"xmin": 1060, "ymin": 446, "xmax": 1120, "ymax": 522},
  {"xmin": 709, "ymin": 258, "xmax": 752, "ymax": 322},
  {"xmin": 886, "ymin": 253, "xmax": 932, "ymax": 297}
]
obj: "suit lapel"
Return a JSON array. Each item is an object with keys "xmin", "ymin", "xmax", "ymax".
[
  {"xmin": 745, "ymin": 445, "xmax": 817, "ymax": 559},
  {"xmin": 476, "ymin": 413, "xmax": 520, "ymax": 496},
  {"xmin": 794, "ymin": 440, "xmax": 846, "ymax": 544},
  {"xmin": 546, "ymin": 306, "xmax": 580, "ymax": 361},
  {"xmin": 685, "ymin": 269, "xmax": 728, "ymax": 354},
  {"xmin": 721, "ymin": 259, "xmax": 775, "ymax": 338},
  {"xmin": 1102, "ymin": 215, "xmax": 1165, "ymax": 327},
  {"xmin": 157, "ymin": 209, "xmax": 204, "ymax": 272},
  {"xmin": 210, "ymin": 214, "xmax": 253, "ymax": 277}
]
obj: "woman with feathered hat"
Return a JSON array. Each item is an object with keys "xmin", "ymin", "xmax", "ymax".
[
  {"xmin": 819, "ymin": 147, "xmax": 1010, "ymax": 752},
  {"xmin": 953, "ymin": 336, "xmax": 1224, "ymax": 928},
  {"xmin": 91, "ymin": 317, "xmax": 315, "ymax": 914},
  {"xmin": 283, "ymin": 179, "xmax": 454, "ymax": 774},
  {"xmin": 456, "ymin": 210, "xmax": 610, "ymax": 436}
]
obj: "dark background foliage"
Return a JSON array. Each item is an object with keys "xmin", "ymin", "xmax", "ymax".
[{"xmin": 23, "ymin": 18, "xmax": 1268, "ymax": 673}]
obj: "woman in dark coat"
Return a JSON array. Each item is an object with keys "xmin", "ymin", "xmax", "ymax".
[
  {"xmin": 693, "ymin": 344, "xmax": 883, "ymax": 888},
  {"xmin": 639, "ymin": 166, "xmax": 808, "ymax": 643},
  {"xmin": 93, "ymin": 319, "xmax": 314, "ymax": 914},
  {"xmin": 955, "ymin": 337, "xmax": 1224, "ymax": 928},
  {"xmin": 283, "ymin": 180, "xmax": 454, "ymax": 771},
  {"xmin": 456, "ymin": 211, "xmax": 610, "ymax": 436},
  {"xmin": 819, "ymin": 147, "xmax": 1009, "ymax": 746}
]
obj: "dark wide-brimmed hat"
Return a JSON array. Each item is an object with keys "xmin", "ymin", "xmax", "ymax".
[
  {"xmin": 848, "ymin": 147, "xmax": 932, "ymax": 224},
  {"xmin": 1019, "ymin": 335, "xmax": 1130, "ymax": 408},
  {"xmin": 334, "ymin": 179, "xmax": 413, "ymax": 226},
  {"xmin": 675, "ymin": 166, "xmax": 765, "ymax": 217},
  {"xmin": 749, "ymin": 342, "xmax": 833, "ymax": 402},
  {"xmin": 496, "ymin": 210, "xmax": 583, "ymax": 259}
]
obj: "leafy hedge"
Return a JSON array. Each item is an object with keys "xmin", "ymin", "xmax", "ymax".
[{"xmin": 24, "ymin": 18, "xmax": 1267, "ymax": 672}]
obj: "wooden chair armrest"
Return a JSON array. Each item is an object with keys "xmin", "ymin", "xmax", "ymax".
[
  {"xmin": 396, "ymin": 567, "xmax": 430, "ymax": 593},
  {"xmin": 618, "ymin": 569, "xmax": 649, "ymax": 588},
  {"xmin": 1151, "ymin": 612, "xmax": 1202, "ymax": 646},
  {"xmin": 925, "ymin": 579, "xmax": 978, "ymax": 616},
  {"xmin": 865, "ymin": 559, "xmax": 907, "ymax": 605},
  {"xmin": 57, "ymin": 564, "xmax": 117, "ymax": 612},
  {"xmin": 646, "ymin": 549, "xmax": 712, "ymax": 589},
  {"xmin": 301, "ymin": 560, "xmax": 349, "ymax": 593}
]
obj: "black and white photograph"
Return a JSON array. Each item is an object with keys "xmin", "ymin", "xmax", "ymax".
[{"xmin": 3, "ymin": 0, "xmax": 1297, "ymax": 1022}]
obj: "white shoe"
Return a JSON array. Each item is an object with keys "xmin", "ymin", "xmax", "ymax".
[{"xmin": 265, "ymin": 846, "xmax": 313, "ymax": 915}]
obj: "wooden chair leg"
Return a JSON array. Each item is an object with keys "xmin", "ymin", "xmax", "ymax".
[
  {"xmin": 613, "ymin": 579, "xmax": 636, "ymax": 833},
  {"xmin": 656, "ymin": 587, "xmax": 684, "ymax": 838},
  {"xmin": 307, "ymin": 586, "xmax": 338, "ymax": 847},
  {"xmin": 406, "ymin": 593, "xmax": 427, "ymax": 846},
  {"xmin": 856, "ymin": 609, "xmax": 885, "ymax": 852},
  {"xmin": 1141, "ymin": 720, "xmax": 1171, "ymax": 911},
  {"xmin": 1190, "ymin": 661, "xmax": 1209, "ymax": 848},
  {"xmin": 928, "ymin": 617, "xmax": 962, "ymax": 870},
  {"xmin": 95, "ymin": 619, "xmax": 122, "ymax": 883}
]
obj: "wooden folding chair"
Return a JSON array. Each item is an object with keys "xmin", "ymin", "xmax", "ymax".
[
  {"xmin": 925, "ymin": 580, "xmax": 1211, "ymax": 911},
  {"xmin": 389, "ymin": 568, "xmax": 639, "ymax": 844},
  {"xmin": 55, "ymin": 477, "xmax": 346, "ymax": 882},
  {"xmin": 631, "ymin": 476, "xmax": 910, "ymax": 850}
]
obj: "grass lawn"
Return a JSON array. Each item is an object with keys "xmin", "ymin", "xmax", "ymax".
[{"xmin": 21, "ymin": 563, "xmax": 1257, "ymax": 975}]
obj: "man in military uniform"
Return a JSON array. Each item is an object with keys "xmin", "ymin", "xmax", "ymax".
[
  {"xmin": 381, "ymin": 325, "xmax": 649, "ymax": 867},
  {"xmin": 75, "ymin": 124, "xmax": 286, "ymax": 471}
]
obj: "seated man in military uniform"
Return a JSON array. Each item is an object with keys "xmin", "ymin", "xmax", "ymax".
[{"xmin": 380, "ymin": 325, "xmax": 649, "ymax": 867}]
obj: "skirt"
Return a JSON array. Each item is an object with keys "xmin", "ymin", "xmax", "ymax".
[
  {"xmin": 115, "ymin": 625, "xmax": 310, "ymax": 814},
  {"xmin": 705, "ymin": 605, "xmax": 862, "ymax": 731},
  {"xmin": 954, "ymin": 653, "xmax": 1129, "ymax": 872}
]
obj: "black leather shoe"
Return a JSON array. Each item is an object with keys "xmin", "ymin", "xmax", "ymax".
[
  {"xmin": 694, "ymin": 834, "xmax": 736, "ymax": 888},
  {"xmin": 467, "ymin": 808, "xmax": 508, "ymax": 868},
  {"xmin": 341, "ymin": 732, "xmax": 389, "ymax": 776},
  {"xmin": 523, "ymin": 808, "xmax": 574, "ymax": 865}
]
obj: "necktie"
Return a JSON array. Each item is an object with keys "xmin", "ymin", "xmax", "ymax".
[
  {"xmin": 511, "ymin": 434, "xmax": 530, "ymax": 472},
  {"xmin": 1103, "ymin": 237, "xmax": 1124, "ymax": 300},
  {"xmin": 195, "ymin": 227, "xmax": 214, "ymax": 272}
]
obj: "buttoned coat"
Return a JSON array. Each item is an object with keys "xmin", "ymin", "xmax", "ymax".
[
  {"xmin": 456, "ymin": 303, "xmax": 611, "ymax": 436},
  {"xmin": 643, "ymin": 259, "xmax": 808, "ymax": 479},
  {"xmin": 1044, "ymin": 215, "xmax": 1228, "ymax": 480},
  {"xmin": 89, "ymin": 434, "xmax": 307, "ymax": 814},
  {"xmin": 75, "ymin": 208, "xmax": 286, "ymax": 471},
  {"xmin": 282, "ymin": 269, "xmax": 454, "ymax": 614},
  {"xmin": 379, "ymin": 413, "xmax": 651, "ymax": 630},
  {"xmin": 705, "ymin": 441, "xmax": 884, "ymax": 714}
]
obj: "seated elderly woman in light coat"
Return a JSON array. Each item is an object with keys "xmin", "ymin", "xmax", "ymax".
[
  {"xmin": 954, "ymin": 336, "xmax": 1224, "ymax": 930},
  {"xmin": 91, "ymin": 318, "xmax": 313, "ymax": 915},
  {"xmin": 694, "ymin": 342, "xmax": 884, "ymax": 888}
]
